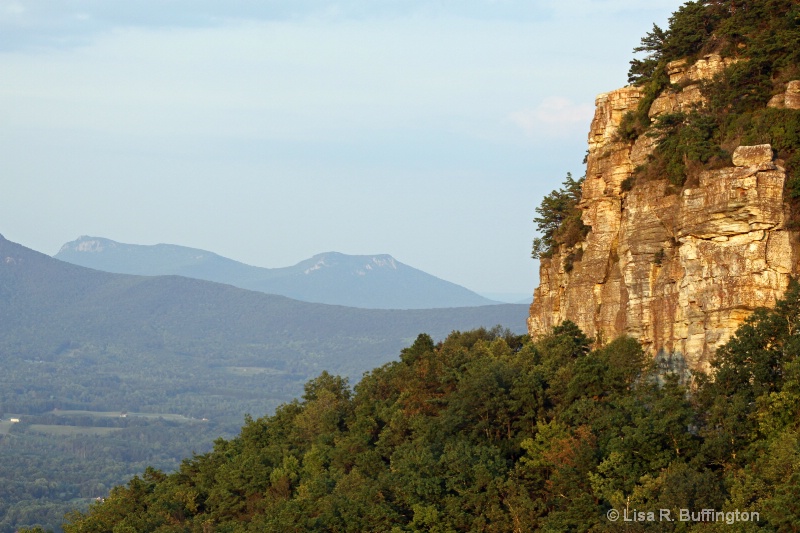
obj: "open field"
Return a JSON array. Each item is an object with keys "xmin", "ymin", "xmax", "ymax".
[
  {"xmin": 28, "ymin": 425, "xmax": 123, "ymax": 437},
  {"xmin": 49, "ymin": 410, "xmax": 200, "ymax": 422},
  {"xmin": 224, "ymin": 366, "xmax": 287, "ymax": 376}
]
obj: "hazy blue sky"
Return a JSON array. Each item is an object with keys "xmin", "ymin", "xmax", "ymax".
[{"xmin": 1, "ymin": 0, "xmax": 682, "ymax": 297}]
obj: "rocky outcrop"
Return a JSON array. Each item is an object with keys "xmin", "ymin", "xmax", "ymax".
[
  {"xmin": 529, "ymin": 58, "xmax": 800, "ymax": 372},
  {"xmin": 768, "ymin": 80, "xmax": 800, "ymax": 110},
  {"xmin": 649, "ymin": 54, "xmax": 737, "ymax": 119}
]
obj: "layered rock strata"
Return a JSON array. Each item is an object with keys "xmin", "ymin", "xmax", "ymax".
[{"xmin": 529, "ymin": 56, "xmax": 800, "ymax": 372}]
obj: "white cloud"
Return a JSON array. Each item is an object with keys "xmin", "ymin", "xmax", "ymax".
[{"xmin": 509, "ymin": 97, "xmax": 594, "ymax": 138}]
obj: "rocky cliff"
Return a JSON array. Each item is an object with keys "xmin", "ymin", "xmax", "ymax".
[{"xmin": 529, "ymin": 55, "xmax": 800, "ymax": 372}]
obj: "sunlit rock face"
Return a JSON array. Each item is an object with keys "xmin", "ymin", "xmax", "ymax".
[
  {"xmin": 529, "ymin": 58, "xmax": 800, "ymax": 372},
  {"xmin": 768, "ymin": 80, "xmax": 800, "ymax": 110}
]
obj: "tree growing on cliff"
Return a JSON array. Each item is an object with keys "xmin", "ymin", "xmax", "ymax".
[
  {"xmin": 628, "ymin": 23, "xmax": 667, "ymax": 84},
  {"xmin": 531, "ymin": 173, "xmax": 588, "ymax": 259}
]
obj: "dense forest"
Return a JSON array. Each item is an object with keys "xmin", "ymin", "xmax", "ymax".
[{"xmin": 56, "ymin": 281, "xmax": 800, "ymax": 531}]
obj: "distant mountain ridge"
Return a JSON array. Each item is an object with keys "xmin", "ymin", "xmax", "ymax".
[
  {"xmin": 55, "ymin": 236, "xmax": 497, "ymax": 309},
  {"xmin": 1, "ymin": 232, "xmax": 527, "ymax": 401}
]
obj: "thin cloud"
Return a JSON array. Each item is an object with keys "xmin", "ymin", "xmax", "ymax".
[
  {"xmin": 0, "ymin": 1, "xmax": 551, "ymax": 51},
  {"xmin": 509, "ymin": 97, "xmax": 594, "ymax": 138},
  {"xmin": 3, "ymin": 2, "xmax": 24, "ymax": 16}
]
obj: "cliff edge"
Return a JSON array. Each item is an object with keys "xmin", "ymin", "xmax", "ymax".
[{"xmin": 529, "ymin": 55, "xmax": 800, "ymax": 372}]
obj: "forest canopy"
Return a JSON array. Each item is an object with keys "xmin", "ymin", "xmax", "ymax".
[{"xmin": 58, "ymin": 281, "xmax": 800, "ymax": 531}]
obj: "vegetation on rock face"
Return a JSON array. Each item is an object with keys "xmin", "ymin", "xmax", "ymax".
[
  {"xmin": 622, "ymin": 0, "xmax": 800, "ymax": 207},
  {"xmin": 531, "ymin": 172, "xmax": 588, "ymax": 261},
  {"xmin": 533, "ymin": 0, "xmax": 800, "ymax": 257},
  {"xmin": 57, "ymin": 282, "xmax": 800, "ymax": 531}
]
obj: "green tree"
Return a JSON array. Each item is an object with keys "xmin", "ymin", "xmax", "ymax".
[
  {"xmin": 531, "ymin": 173, "xmax": 588, "ymax": 259},
  {"xmin": 628, "ymin": 23, "xmax": 667, "ymax": 84}
]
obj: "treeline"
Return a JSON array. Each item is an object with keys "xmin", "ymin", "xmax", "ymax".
[{"xmin": 57, "ymin": 282, "xmax": 800, "ymax": 531}]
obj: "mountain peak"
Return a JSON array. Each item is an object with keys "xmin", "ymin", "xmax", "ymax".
[
  {"xmin": 54, "ymin": 237, "xmax": 497, "ymax": 309},
  {"xmin": 59, "ymin": 235, "xmax": 120, "ymax": 255},
  {"xmin": 304, "ymin": 252, "xmax": 398, "ymax": 275}
]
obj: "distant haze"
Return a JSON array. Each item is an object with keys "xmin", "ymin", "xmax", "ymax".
[
  {"xmin": 0, "ymin": 1, "xmax": 680, "ymax": 295},
  {"xmin": 55, "ymin": 235, "xmax": 501, "ymax": 309}
]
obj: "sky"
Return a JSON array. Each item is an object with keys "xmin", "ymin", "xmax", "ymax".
[{"xmin": 1, "ymin": 0, "xmax": 684, "ymax": 299}]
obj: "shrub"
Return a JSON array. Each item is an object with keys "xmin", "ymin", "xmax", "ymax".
[
  {"xmin": 563, "ymin": 248, "xmax": 584, "ymax": 273},
  {"xmin": 620, "ymin": 176, "xmax": 636, "ymax": 192},
  {"xmin": 617, "ymin": 111, "xmax": 641, "ymax": 142}
]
